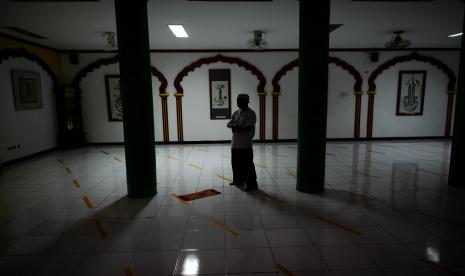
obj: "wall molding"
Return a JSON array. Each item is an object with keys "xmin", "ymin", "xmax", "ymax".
[
  {"xmin": 71, "ymin": 55, "xmax": 170, "ymax": 141},
  {"xmin": 173, "ymin": 54, "xmax": 267, "ymax": 141},
  {"xmin": 271, "ymin": 56, "xmax": 364, "ymax": 140},
  {"xmin": 366, "ymin": 52, "xmax": 457, "ymax": 138},
  {"xmin": 0, "ymin": 48, "xmax": 58, "ymax": 85}
]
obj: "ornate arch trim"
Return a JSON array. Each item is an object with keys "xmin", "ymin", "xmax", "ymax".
[
  {"xmin": 271, "ymin": 56, "xmax": 364, "ymax": 139},
  {"xmin": 173, "ymin": 54, "xmax": 267, "ymax": 141},
  {"xmin": 366, "ymin": 52, "xmax": 457, "ymax": 138},
  {"xmin": 173, "ymin": 54, "xmax": 266, "ymax": 94},
  {"xmin": 368, "ymin": 52, "xmax": 456, "ymax": 92},
  {"xmin": 0, "ymin": 48, "xmax": 58, "ymax": 85},
  {"xmin": 71, "ymin": 55, "xmax": 168, "ymax": 94},
  {"xmin": 271, "ymin": 57, "xmax": 363, "ymax": 93},
  {"xmin": 71, "ymin": 55, "xmax": 170, "ymax": 141}
]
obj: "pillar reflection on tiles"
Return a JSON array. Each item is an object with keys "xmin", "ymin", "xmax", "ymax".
[
  {"xmin": 449, "ymin": 7, "xmax": 465, "ymax": 188},
  {"xmin": 296, "ymin": 0, "xmax": 330, "ymax": 194},
  {"xmin": 114, "ymin": 0, "xmax": 157, "ymax": 197}
]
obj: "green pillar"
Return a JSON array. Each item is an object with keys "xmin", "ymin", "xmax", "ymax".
[
  {"xmin": 296, "ymin": 0, "xmax": 330, "ymax": 194},
  {"xmin": 114, "ymin": 0, "xmax": 157, "ymax": 197},
  {"xmin": 449, "ymin": 7, "xmax": 465, "ymax": 188}
]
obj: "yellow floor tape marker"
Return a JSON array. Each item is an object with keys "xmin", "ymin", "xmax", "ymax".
[
  {"xmin": 287, "ymin": 171, "xmax": 296, "ymax": 177},
  {"xmin": 113, "ymin": 157, "xmax": 122, "ymax": 162},
  {"xmin": 217, "ymin": 175, "xmax": 233, "ymax": 182},
  {"xmin": 57, "ymin": 159, "xmax": 64, "ymax": 164},
  {"xmin": 419, "ymin": 169, "xmax": 448, "ymax": 177},
  {"xmin": 167, "ymin": 155, "xmax": 178, "ymax": 160},
  {"xmin": 72, "ymin": 179, "xmax": 80, "ymax": 188},
  {"xmin": 188, "ymin": 163, "xmax": 202, "ymax": 170},
  {"xmin": 123, "ymin": 267, "xmax": 135, "ymax": 276},
  {"xmin": 222, "ymin": 155, "xmax": 231, "ymax": 159},
  {"xmin": 171, "ymin": 193, "xmax": 190, "ymax": 206},
  {"xmin": 257, "ymin": 190, "xmax": 286, "ymax": 203},
  {"xmin": 83, "ymin": 196, "xmax": 94, "ymax": 208},
  {"xmin": 94, "ymin": 219, "xmax": 108, "ymax": 240},
  {"xmin": 254, "ymin": 163, "xmax": 267, "ymax": 168},
  {"xmin": 65, "ymin": 167, "xmax": 72, "ymax": 174},
  {"xmin": 210, "ymin": 216, "xmax": 239, "ymax": 236},
  {"xmin": 419, "ymin": 186, "xmax": 443, "ymax": 193},
  {"xmin": 275, "ymin": 263, "xmax": 295, "ymax": 276},
  {"xmin": 339, "ymin": 189, "xmax": 376, "ymax": 201},
  {"xmin": 317, "ymin": 216, "xmax": 361, "ymax": 236},
  {"xmin": 355, "ymin": 171, "xmax": 380, "ymax": 179}
]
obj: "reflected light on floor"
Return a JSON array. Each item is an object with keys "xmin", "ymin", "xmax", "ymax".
[
  {"xmin": 181, "ymin": 253, "xmax": 200, "ymax": 275},
  {"xmin": 426, "ymin": 245, "xmax": 440, "ymax": 263}
]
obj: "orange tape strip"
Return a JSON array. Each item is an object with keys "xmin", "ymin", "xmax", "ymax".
[
  {"xmin": 317, "ymin": 216, "xmax": 361, "ymax": 236},
  {"xmin": 72, "ymin": 179, "xmax": 80, "ymax": 188},
  {"xmin": 65, "ymin": 167, "xmax": 72, "ymax": 174},
  {"xmin": 339, "ymin": 189, "xmax": 375, "ymax": 200},
  {"xmin": 57, "ymin": 159, "xmax": 64, "ymax": 164},
  {"xmin": 188, "ymin": 163, "xmax": 202, "ymax": 170},
  {"xmin": 83, "ymin": 196, "xmax": 94, "ymax": 208},
  {"xmin": 113, "ymin": 157, "xmax": 122, "ymax": 162},
  {"xmin": 287, "ymin": 171, "xmax": 296, "ymax": 177},
  {"xmin": 257, "ymin": 190, "xmax": 286, "ymax": 203},
  {"xmin": 94, "ymin": 219, "xmax": 108, "ymax": 240},
  {"xmin": 275, "ymin": 263, "xmax": 295, "ymax": 276},
  {"xmin": 171, "ymin": 193, "xmax": 190, "ymax": 206},
  {"xmin": 355, "ymin": 171, "xmax": 380, "ymax": 179},
  {"xmin": 217, "ymin": 175, "xmax": 232, "ymax": 182},
  {"xmin": 198, "ymin": 148, "xmax": 208, "ymax": 152},
  {"xmin": 210, "ymin": 216, "xmax": 238, "ymax": 236},
  {"xmin": 123, "ymin": 267, "xmax": 135, "ymax": 276},
  {"xmin": 254, "ymin": 163, "xmax": 267, "ymax": 168},
  {"xmin": 222, "ymin": 155, "xmax": 231, "ymax": 159},
  {"xmin": 167, "ymin": 155, "xmax": 178, "ymax": 160},
  {"xmin": 419, "ymin": 169, "xmax": 448, "ymax": 177}
]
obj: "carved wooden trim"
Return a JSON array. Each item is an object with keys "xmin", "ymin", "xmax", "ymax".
[
  {"xmin": 0, "ymin": 48, "xmax": 58, "ymax": 85},
  {"xmin": 71, "ymin": 55, "xmax": 170, "ymax": 140},
  {"xmin": 271, "ymin": 56, "xmax": 364, "ymax": 139},
  {"xmin": 173, "ymin": 54, "xmax": 267, "ymax": 141},
  {"xmin": 173, "ymin": 54, "xmax": 266, "ymax": 94},
  {"xmin": 366, "ymin": 52, "xmax": 457, "ymax": 138}
]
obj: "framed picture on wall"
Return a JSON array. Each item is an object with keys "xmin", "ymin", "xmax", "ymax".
[
  {"xmin": 396, "ymin": 70, "xmax": 427, "ymax": 116},
  {"xmin": 105, "ymin": 75, "xmax": 123, "ymax": 121},
  {"xmin": 11, "ymin": 70, "xmax": 43, "ymax": 110},
  {"xmin": 209, "ymin": 69, "xmax": 231, "ymax": 119}
]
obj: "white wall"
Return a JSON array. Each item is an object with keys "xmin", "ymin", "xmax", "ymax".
[
  {"xmin": 60, "ymin": 50, "xmax": 459, "ymax": 143},
  {"xmin": 0, "ymin": 57, "xmax": 58, "ymax": 163}
]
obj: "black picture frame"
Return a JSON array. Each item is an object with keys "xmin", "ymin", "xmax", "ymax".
[
  {"xmin": 11, "ymin": 70, "xmax": 43, "ymax": 110},
  {"xmin": 105, "ymin": 75, "xmax": 123, "ymax": 121},
  {"xmin": 396, "ymin": 70, "xmax": 427, "ymax": 116},
  {"xmin": 209, "ymin": 69, "xmax": 231, "ymax": 120}
]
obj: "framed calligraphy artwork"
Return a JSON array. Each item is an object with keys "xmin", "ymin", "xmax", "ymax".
[
  {"xmin": 209, "ymin": 69, "xmax": 231, "ymax": 120},
  {"xmin": 11, "ymin": 70, "xmax": 43, "ymax": 110},
  {"xmin": 396, "ymin": 70, "xmax": 426, "ymax": 116},
  {"xmin": 105, "ymin": 75, "xmax": 123, "ymax": 121}
]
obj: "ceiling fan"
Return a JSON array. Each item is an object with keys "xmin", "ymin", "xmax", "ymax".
[
  {"xmin": 248, "ymin": 30, "xmax": 267, "ymax": 50},
  {"xmin": 384, "ymin": 31, "xmax": 411, "ymax": 49}
]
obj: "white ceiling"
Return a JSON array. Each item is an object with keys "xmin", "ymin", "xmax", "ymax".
[{"xmin": 0, "ymin": 0, "xmax": 463, "ymax": 50}]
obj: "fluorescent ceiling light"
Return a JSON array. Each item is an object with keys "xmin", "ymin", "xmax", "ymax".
[
  {"xmin": 448, "ymin": 32, "xmax": 462, "ymax": 38},
  {"xmin": 168, "ymin": 25, "xmax": 189, "ymax": 38}
]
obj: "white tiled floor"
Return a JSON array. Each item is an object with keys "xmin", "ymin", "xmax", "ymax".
[{"xmin": 1, "ymin": 141, "xmax": 465, "ymax": 275}]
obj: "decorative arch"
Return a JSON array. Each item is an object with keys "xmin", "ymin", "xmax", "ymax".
[
  {"xmin": 366, "ymin": 52, "xmax": 457, "ymax": 138},
  {"xmin": 0, "ymin": 48, "xmax": 58, "ymax": 86},
  {"xmin": 72, "ymin": 55, "xmax": 170, "ymax": 141},
  {"xmin": 271, "ymin": 57, "xmax": 364, "ymax": 140},
  {"xmin": 173, "ymin": 54, "xmax": 267, "ymax": 141}
]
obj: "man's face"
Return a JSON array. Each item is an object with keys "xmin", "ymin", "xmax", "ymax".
[{"xmin": 237, "ymin": 98, "xmax": 248, "ymax": 110}]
